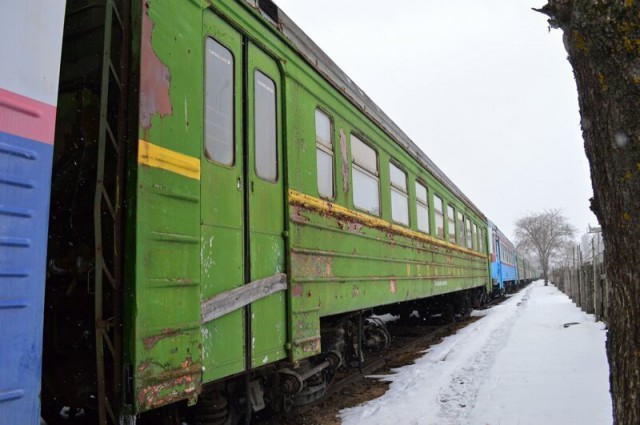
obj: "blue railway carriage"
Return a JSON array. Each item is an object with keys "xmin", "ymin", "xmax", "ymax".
[
  {"xmin": 0, "ymin": 2, "xmax": 66, "ymax": 424},
  {"xmin": 487, "ymin": 220, "xmax": 518, "ymax": 294}
]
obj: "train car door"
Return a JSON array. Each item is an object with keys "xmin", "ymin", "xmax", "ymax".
[
  {"xmin": 201, "ymin": 12, "xmax": 286, "ymax": 382},
  {"xmin": 201, "ymin": 13, "xmax": 245, "ymax": 383},
  {"xmin": 246, "ymin": 42, "xmax": 287, "ymax": 368}
]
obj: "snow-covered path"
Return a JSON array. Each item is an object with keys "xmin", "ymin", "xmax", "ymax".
[{"xmin": 340, "ymin": 281, "xmax": 612, "ymax": 425}]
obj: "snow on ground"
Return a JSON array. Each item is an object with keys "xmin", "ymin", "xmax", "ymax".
[{"xmin": 340, "ymin": 280, "xmax": 612, "ymax": 425}]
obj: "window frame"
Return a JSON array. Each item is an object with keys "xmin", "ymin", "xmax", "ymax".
[
  {"xmin": 457, "ymin": 212, "xmax": 465, "ymax": 245},
  {"xmin": 447, "ymin": 204, "xmax": 456, "ymax": 244},
  {"xmin": 389, "ymin": 161, "xmax": 409, "ymax": 226},
  {"xmin": 433, "ymin": 194, "xmax": 445, "ymax": 239},
  {"xmin": 350, "ymin": 133, "xmax": 380, "ymax": 216},
  {"xmin": 204, "ymin": 36, "xmax": 236, "ymax": 167},
  {"xmin": 314, "ymin": 107, "xmax": 335, "ymax": 199},
  {"xmin": 253, "ymin": 68, "xmax": 278, "ymax": 183},
  {"xmin": 472, "ymin": 222, "xmax": 478, "ymax": 251},
  {"xmin": 415, "ymin": 180, "xmax": 430, "ymax": 234}
]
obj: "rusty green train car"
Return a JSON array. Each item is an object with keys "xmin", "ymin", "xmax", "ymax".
[{"xmin": 42, "ymin": 0, "xmax": 491, "ymax": 423}]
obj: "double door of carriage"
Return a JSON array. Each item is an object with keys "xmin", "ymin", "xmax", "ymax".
[{"xmin": 200, "ymin": 11, "xmax": 286, "ymax": 382}]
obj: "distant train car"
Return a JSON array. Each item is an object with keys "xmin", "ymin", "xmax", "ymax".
[
  {"xmin": 487, "ymin": 220, "xmax": 518, "ymax": 294},
  {"xmin": 516, "ymin": 254, "xmax": 536, "ymax": 287},
  {"xmin": 0, "ymin": 2, "xmax": 66, "ymax": 424},
  {"xmin": 19, "ymin": 0, "xmax": 494, "ymax": 424}
]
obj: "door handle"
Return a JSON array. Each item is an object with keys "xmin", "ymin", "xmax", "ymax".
[{"xmin": 237, "ymin": 177, "xmax": 242, "ymax": 191}]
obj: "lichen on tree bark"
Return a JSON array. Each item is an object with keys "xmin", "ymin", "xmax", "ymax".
[{"xmin": 536, "ymin": 1, "xmax": 640, "ymax": 423}]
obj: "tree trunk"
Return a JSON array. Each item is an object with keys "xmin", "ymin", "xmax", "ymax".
[{"xmin": 537, "ymin": 2, "xmax": 640, "ymax": 423}]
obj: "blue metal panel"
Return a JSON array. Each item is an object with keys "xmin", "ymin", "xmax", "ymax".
[
  {"xmin": 502, "ymin": 263, "xmax": 517, "ymax": 282},
  {"xmin": 490, "ymin": 261, "xmax": 502, "ymax": 288},
  {"xmin": 0, "ymin": 132, "xmax": 53, "ymax": 424}
]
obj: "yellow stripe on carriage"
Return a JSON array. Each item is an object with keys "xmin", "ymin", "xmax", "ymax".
[
  {"xmin": 288, "ymin": 189, "xmax": 487, "ymax": 260},
  {"xmin": 138, "ymin": 139, "xmax": 201, "ymax": 180}
]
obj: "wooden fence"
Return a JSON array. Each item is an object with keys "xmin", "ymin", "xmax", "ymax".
[{"xmin": 551, "ymin": 233, "xmax": 610, "ymax": 323}]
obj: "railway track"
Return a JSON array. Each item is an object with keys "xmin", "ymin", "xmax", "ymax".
[{"xmin": 254, "ymin": 293, "xmax": 511, "ymax": 425}]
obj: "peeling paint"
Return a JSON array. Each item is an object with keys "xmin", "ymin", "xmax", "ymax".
[
  {"xmin": 289, "ymin": 190, "xmax": 486, "ymax": 259},
  {"xmin": 140, "ymin": 1, "xmax": 173, "ymax": 131},
  {"xmin": 390, "ymin": 279, "xmax": 397, "ymax": 294},
  {"xmin": 291, "ymin": 205, "xmax": 311, "ymax": 223},
  {"xmin": 136, "ymin": 358, "xmax": 201, "ymax": 411},
  {"xmin": 292, "ymin": 284, "xmax": 303, "ymax": 297},
  {"xmin": 291, "ymin": 253, "xmax": 332, "ymax": 278},
  {"xmin": 143, "ymin": 328, "xmax": 182, "ymax": 350}
]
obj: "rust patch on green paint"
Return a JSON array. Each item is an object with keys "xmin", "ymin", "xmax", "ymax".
[
  {"xmin": 294, "ymin": 337, "xmax": 321, "ymax": 354},
  {"xmin": 306, "ymin": 200, "xmax": 484, "ymax": 260},
  {"xmin": 352, "ymin": 285, "xmax": 360, "ymax": 297},
  {"xmin": 143, "ymin": 328, "xmax": 182, "ymax": 350},
  {"xmin": 137, "ymin": 357, "xmax": 201, "ymax": 411},
  {"xmin": 291, "ymin": 205, "xmax": 311, "ymax": 223},
  {"xmin": 292, "ymin": 284, "xmax": 304, "ymax": 297},
  {"xmin": 140, "ymin": 0, "xmax": 173, "ymax": 131},
  {"xmin": 337, "ymin": 218, "xmax": 363, "ymax": 232},
  {"xmin": 291, "ymin": 253, "xmax": 333, "ymax": 278}
]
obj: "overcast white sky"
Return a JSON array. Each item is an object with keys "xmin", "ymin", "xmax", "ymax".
[{"xmin": 274, "ymin": 0, "xmax": 597, "ymax": 241}]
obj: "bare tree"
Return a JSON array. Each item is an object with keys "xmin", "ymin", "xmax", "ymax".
[
  {"xmin": 514, "ymin": 209, "xmax": 576, "ymax": 285},
  {"xmin": 535, "ymin": 2, "xmax": 640, "ymax": 423}
]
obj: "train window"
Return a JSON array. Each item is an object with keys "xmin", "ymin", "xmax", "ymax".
[
  {"xmin": 254, "ymin": 70, "xmax": 278, "ymax": 181},
  {"xmin": 472, "ymin": 223, "xmax": 478, "ymax": 251},
  {"xmin": 434, "ymin": 195, "xmax": 444, "ymax": 238},
  {"xmin": 204, "ymin": 38, "xmax": 234, "ymax": 165},
  {"xmin": 315, "ymin": 109, "xmax": 334, "ymax": 198},
  {"xmin": 390, "ymin": 162, "xmax": 408, "ymax": 225},
  {"xmin": 416, "ymin": 181, "xmax": 429, "ymax": 233},
  {"xmin": 447, "ymin": 205, "xmax": 456, "ymax": 244},
  {"xmin": 466, "ymin": 217, "xmax": 472, "ymax": 249},
  {"xmin": 479, "ymin": 229, "xmax": 485, "ymax": 253},
  {"xmin": 457, "ymin": 212, "xmax": 465, "ymax": 245},
  {"xmin": 351, "ymin": 135, "xmax": 379, "ymax": 215}
]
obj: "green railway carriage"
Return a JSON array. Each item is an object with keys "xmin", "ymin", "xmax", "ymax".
[
  {"xmin": 516, "ymin": 254, "xmax": 535, "ymax": 286},
  {"xmin": 43, "ymin": 0, "xmax": 491, "ymax": 423}
]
